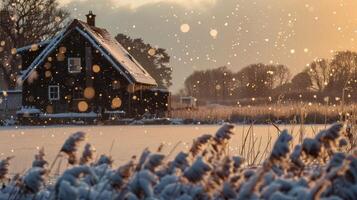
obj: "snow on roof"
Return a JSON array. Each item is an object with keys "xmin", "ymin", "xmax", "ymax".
[
  {"xmin": 16, "ymin": 40, "xmax": 52, "ymax": 54},
  {"xmin": 75, "ymin": 27, "xmax": 133, "ymax": 84},
  {"xmin": 20, "ymin": 19, "xmax": 157, "ymax": 86},
  {"xmin": 77, "ymin": 20, "xmax": 157, "ymax": 86},
  {"xmin": 20, "ymin": 24, "xmax": 71, "ymax": 81}
]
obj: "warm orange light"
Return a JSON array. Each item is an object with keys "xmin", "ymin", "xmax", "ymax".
[
  {"xmin": 44, "ymin": 62, "xmax": 51, "ymax": 69},
  {"xmin": 92, "ymin": 64, "xmax": 101, "ymax": 73},
  {"xmin": 56, "ymin": 53, "xmax": 65, "ymax": 61},
  {"xmin": 78, "ymin": 101, "xmax": 89, "ymax": 112},
  {"xmin": 111, "ymin": 97, "xmax": 122, "ymax": 109},
  {"xmin": 45, "ymin": 71, "xmax": 52, "ymax": 78},
  {"xmin": 59, "ymin": 46, "xmax": 67, "ymax": 54},
  {"xmin": 46, "ymin": 105, "xmax": 54, "ymax": 113},
  {"xmin": 148, "ymin": 48, "xmax": 156, "ymax": 56},
  {"xmin": 84, "ymin": 87, "xmax": 95, "ymax": 99},
  {"xmin": 31, "ymin": 44, "xmax": 39, "ymax": 51}
]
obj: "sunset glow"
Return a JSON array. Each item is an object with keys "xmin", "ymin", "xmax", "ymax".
[{"xmin": 59, "ymin": 0, "xmax": 357, "ymax": 92}]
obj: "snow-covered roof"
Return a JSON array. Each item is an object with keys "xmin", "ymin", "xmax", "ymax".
[
  {"xmin": 77, "ymin": 21, "xmax": 157, "ymax": 85},
  {"xmin": 16, "ymin": 40, "xmax": 52, "ymax": 54},
  {"xmin": 20, "ymin": 19, "xmax": 157, "ymax": 86}
]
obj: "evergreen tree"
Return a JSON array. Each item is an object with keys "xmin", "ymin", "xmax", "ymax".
[{"xmin": 115, "ymin": 34, "xmax": 172, "ymax": 88}]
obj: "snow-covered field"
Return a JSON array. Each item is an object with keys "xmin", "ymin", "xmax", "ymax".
[
  {"xmin": 0, "ymin": 124, "xmax": 323, "ymax": 173},
  {"xmin": 0, "ymin": 123, "xmax": 354, "ymax": 199}
]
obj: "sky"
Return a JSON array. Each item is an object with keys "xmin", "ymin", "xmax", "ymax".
[{"xmin": 59, "ymin": 0, "xmax": 357, "ymax": 92}]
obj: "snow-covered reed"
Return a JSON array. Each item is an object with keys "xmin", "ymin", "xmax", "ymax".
[
  {"xmin": 0, "ymin": 122, "xmax": 356, "ymax": 199},
  {"xmin": 59, "ymin": 131, "xmax": 86, "ymax": 165},
  {"xmin": 32, "ymin": 148, "xmax": 47, "ymax": 168},
  {"xmin": 80, "ymin": 144, "xmax": 96, "ymax": 165},
  {"xmin": 0, "ymin": 156, "xmax": 12, "ymax": 182}
]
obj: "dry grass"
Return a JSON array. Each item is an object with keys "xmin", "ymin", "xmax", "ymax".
[{"xmin": 171, "ymin": 103, "xmax": 357, "ymax": 124}]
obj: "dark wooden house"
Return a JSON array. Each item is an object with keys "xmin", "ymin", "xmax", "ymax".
[{"xmin": 16, "ymin": 12, "xmax": 170, "ymax": 122}]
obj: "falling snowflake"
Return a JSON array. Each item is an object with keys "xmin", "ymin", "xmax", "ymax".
[
  {"xmin": 92, "ymin": 64, "xmax": 101, "ymax": 73},
  {"xmin": 180, "ymin": 24, "xmax": 190, "ymax": 33},
  {"xmin": 148, "ymin": 48, "xmax": 156, "ymax": 56},
  {"xmin": 210, "ymin": 29, "xmax": 218, "ymax": 39},
  {"xmin": 11, "ymin": 48, "xmax": 17, "ymax": 55}
]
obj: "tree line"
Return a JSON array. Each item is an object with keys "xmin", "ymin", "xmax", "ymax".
[{"xmin": 182, "ymin": 51, "xmax": 357, "ymax": 105}]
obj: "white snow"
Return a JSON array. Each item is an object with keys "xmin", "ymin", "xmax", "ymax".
[
  {"xmin": 40, "ymin": 112, "xmax": 98, "ymax": 118},
  {"xmin": 16, "ymin": 106, "xmax": 41, "ymax": 114},
  {"xmin": 0, "ymin": 124, "xmax": 351, "ymax": 199},
  {"xmin": 104, "ymin": 110, "xmax": 126, "ymax": 114}
]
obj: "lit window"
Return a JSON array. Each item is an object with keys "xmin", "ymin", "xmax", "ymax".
[
  {"xmin": 68, "ymin": 57, "xmax": 82, "ymax": 73},
  {"xmin": 48, "ymin": 85, "xmax": 60, "ymax": 101}
]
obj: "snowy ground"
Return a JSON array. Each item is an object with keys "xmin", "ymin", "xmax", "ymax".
[{"xmin": 0, "ymin": 124, "xmax": 324, "ymax": 173}]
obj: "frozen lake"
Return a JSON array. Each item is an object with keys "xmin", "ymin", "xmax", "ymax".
[{"xmin": 0, "ymin": 124, "xmax": 327, "ymax": 173}]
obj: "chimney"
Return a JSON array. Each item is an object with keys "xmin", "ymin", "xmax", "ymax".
[{"xmin": 86, "ymin": 11, "xmax": 96, "ymax": 27}]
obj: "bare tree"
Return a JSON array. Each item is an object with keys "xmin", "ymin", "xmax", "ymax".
[
  {"xmin": 307, "ymin": 59, "xmax": 330, "ymax": 93},
  {"xmin": 271, "ymin": 64, "xmax": 291, "ymax": 88},
  {"xmin": 0, "ymin": 0, "xmax": 69, "ymax": 89},
  {"xmin": 236, "ymin": 63, "xmax": 284, "ymax": 98},
  {"xmin": 184, "ymin": 66, "xmax": 234, "ymax": 103},
  {"xmin": 291, "ymin": 70, "xmax": 312, "ymax": 91},
  {"xmin": 327, "ymin": 51, "xmax": 357, "ymax": 94}
]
